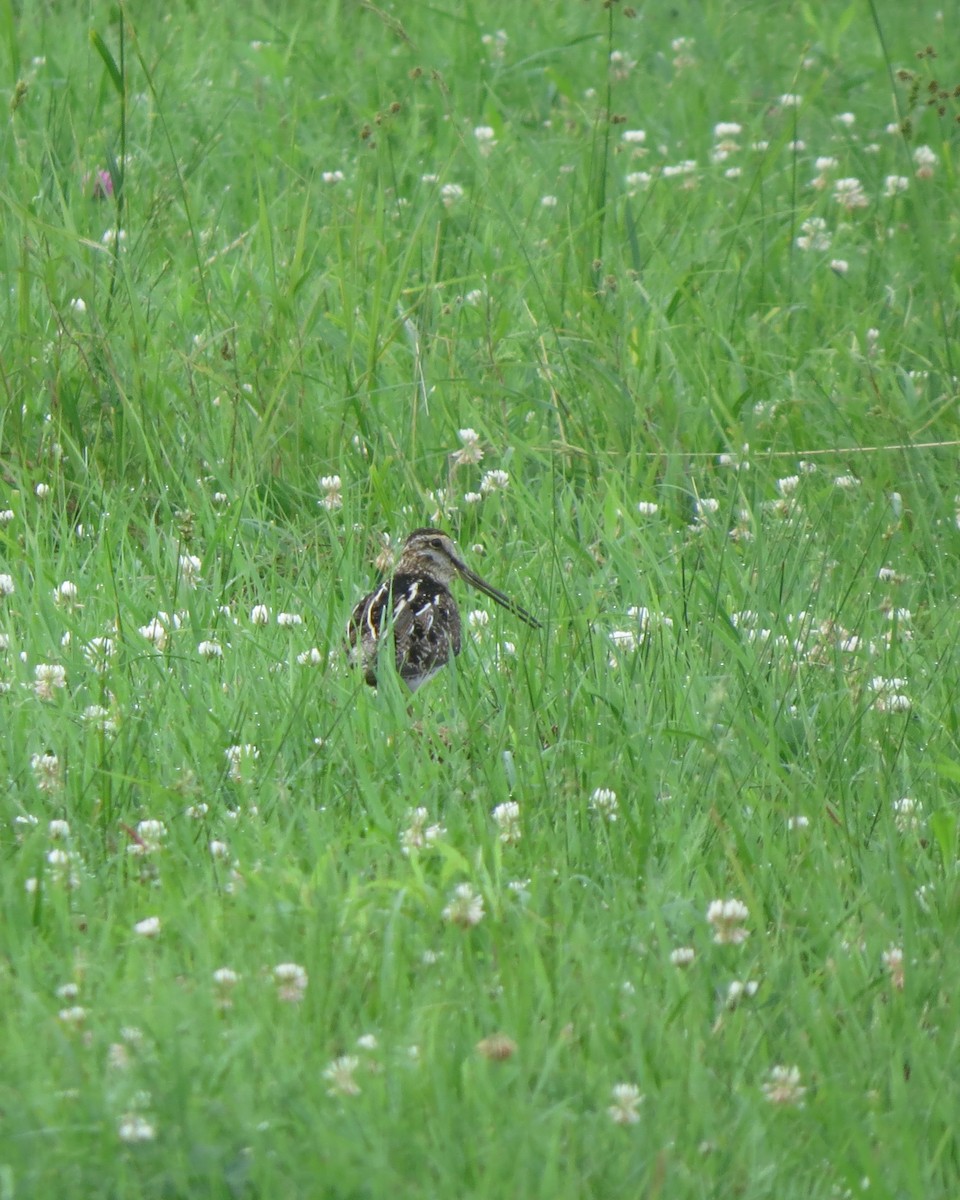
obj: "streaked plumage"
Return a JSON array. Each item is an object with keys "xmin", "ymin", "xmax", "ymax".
[{"xmin": 347, "ymin": 528, "xmax": 540, "ymax": 691}]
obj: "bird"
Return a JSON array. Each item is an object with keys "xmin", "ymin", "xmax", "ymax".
[{"xmin": 347, "ymin": 528, "xmax": 541, "ymax": 692}]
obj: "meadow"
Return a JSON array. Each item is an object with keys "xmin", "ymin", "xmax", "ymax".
[{"xmin": 1, "ymin": 0, "xmax": 959, "ymax": 1195}]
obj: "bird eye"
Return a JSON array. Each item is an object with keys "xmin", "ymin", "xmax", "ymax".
[{"xmin": 431, "ymin": 538, "xmax": 444, "ymax": 549}]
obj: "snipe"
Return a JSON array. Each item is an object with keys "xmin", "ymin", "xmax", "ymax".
[{"xmin": 347, "ymin": 528, "xmax": 540, "ymax": 691}]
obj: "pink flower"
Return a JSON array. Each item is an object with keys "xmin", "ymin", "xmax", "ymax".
[{"xmin": 85, "ymin": 169, "xmax": 114, "ymax": 199}]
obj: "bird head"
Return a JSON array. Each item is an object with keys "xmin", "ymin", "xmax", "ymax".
[{"xmin": 396, "ymin": 528, "xmax": 540, "ymax": 629}]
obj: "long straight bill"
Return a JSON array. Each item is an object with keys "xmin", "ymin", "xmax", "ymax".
[{"xmin": 460, "ymin": 567, "xmax": 542, "ymax": 629}]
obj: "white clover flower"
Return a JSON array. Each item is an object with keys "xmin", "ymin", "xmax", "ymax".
[
  {"xmin": 179, "ymin": 554, "xmax": 202, "ymax": 586},
  {"xmin": 833, "ymin": 177, "xmax": 868, "ymax": 210},
  {"xmin": 787, "ymin": 815, "xmax": 810, "ymax": 830},
  {"xmin": 590, "ymin": 787, "xmax": 619, "ymax": 821},
  {"xmin": 776, "ymin": 475, "xmax": 799, "ymax": 496},
  {"xmin": 81, "ymin": 700, "xmax": 115, "ymax": 729},
  {"xmin": 319, "ymin": 474, "xmax": 342, "ymax": 511},
  {"xmin": 609, "ymin": 630, "xmax": 638, "ymax": 657},
  {"xmin": 442, "ymin": 883, "xmax": 485, "ymax": 928},
  {"xmin": 636, "ymin": 501, "xmax": 659, "ymax": 515},
  {"xmin": 882, "ymin": 945, "xmax": 905, "ymax": 990},
  {"xmin": 778, "ymin": 93, "xmax": 802, "ymax": 108},
  {"xmin": 492, "ymin": 801, "xmax": 522, "ymax": 845},
  {"xmin": 322, "ymin": 169, "xmax": 345, "ymax": 184},
  {"xmin": 662, "ymin": 160, "xmax": 698, "ymax": 179},
  {"xmin": 726, "ymin": 979, "xmax": 760, "ymax": 1007},
  {"xmin": 400, "ymin": 807, "xmax": 446, "ymax": 855},
  {"xmin": 34, "ymin": 663, "xmax": 67, "ymax": 700},
  {"xmin": 277, "ymin": 612, "xmax": 303, "ymax": 628},
  {"xmin": 53, "ymin": 580, "xmax": 79, "ymax": 605},
  {"xmin": 48, "ymin": 819, "xmax": 71, "ymax": 840},
  {"xmin": 625, "ymin": 171, "xmax": 652, "ymax": 190},
  {"xmin": 0, "ymin": 510, "xmax": 14, "ymax": 525},
  {"xmin": 883, "ymin": 174, "xmax": 909, "ymax": 197},
  {"xmin": 452, "ymin": 427, "xmax": 484, "ymax": 465},
  {"xmin": 197, "ymin": 639, "xmax": 223, "ymax": 659},
  {"xmin": 83, "ymin": 636, "xmax": 115, "ymax": 672},
  {"xmin": 473, "ymin": 126, "xmax": 497, "ymax": 156},
  {"xmin": 670, "ymin": 946, "xmax": 696, "ymax": 968},
  {"xmin": 480, "ymin": 469, "xmax": 509, "ymax": 493},
  {"xmin": 706, "ymin": 898, "xmax": 750, "ymax": 945},
  {"xmin": 213, "ymin": 966, "xmax": 240, "ymax": 1009},
  {"xmin": 540, "ymin": 194, "xmax": 558, "ymax": 208},
  {"xmin": 69, "ymin": 298, "xmax": 87, "ymax": 314},
  {"xmin": 118, "ymin": 1113, "xmax": 157, "ymax": 1143},
  {"xmin": 830, "ymin": 258, "xmax": 849, "ymax": 275},
  {"xmin": 296, "ymin": 647, "xmax": 324, "ymax": 666},
  {"xmin": 869, "ymin": 676, "xmax": 909, "ymax": 693},
  {"xmin": 607, "ymin": 1083, "xmax": 644, "ymax": 1125},
  {"xmin": 892, "ymin": 797, "xmax": 922, "ymax": 834},
  {"xmin": 440, "ymin": 183, "xmax": 464, "ymax": 207},
  {"xmin": 711, "ymin": 139, "xmax": 737, "ymax": 163},
  {"xmin": 130, "ymin": 820, "xmax": 166, "ymax": 856},
  {"xmin": 31, "ymin": 751, "xmax": 61, "ymax": 792},
  {"xmin": 762, "ymin": 1064, "xmax": 806, "ymax": 1107},
  {"xmin": 629, "ymin": 606, "xmax": 672, "ymax": 637},
  {"xmin": 225, "ymin": 743, "xmax": 259, "ymax": 782},
  {"xmin": 795, "ymin": 216, "xmax": 831, "ymax": 252},
  {"xmin": 876, "ymin": 690, "xmax": 912, "ymax": 713},
  {"xmin": 139, "ymin": 618, "xmax": 168, "ymax": 650},
  {"xmin": 480, "ymin": 28, "xmax": 508, "ymax": 59},
  {"xmin": 45, "ymin": 847, "xmax": 81, "ymax": 889},
  {"xmin": 58, "ymin": 1005, "xmax": 88, "ymax": 1026},
  {"xmin": 273, "ymin": 962, "xmax": 308, "ymax": 1003},
  {"xmin": 249, "ymin": 604, "xmax": 270, "ymax": 626},
  {"xmin": 621, "ymin": 129, "xmax": 646, "ymax": 144},
  {"xmin": 427, "ymin": 487, "xmax": 455, "ymax": 523},
  {"xmin": 35, "ymin": 482, "xmax": 51, "ymax": 499},
  {"xmin": 607, "ymin": 49, "xmax": 636, "ymax": 81},
  {"xmin": 714, "ymin": 122, "xmax": 742, "ymax": 138},
  {"xmin": 133, "ymin": 916, "xmax": 161, "ymax": 938},
  {"xmin": 323, "ymin": 1054, "xmax": 361, "ymax": 1097}
]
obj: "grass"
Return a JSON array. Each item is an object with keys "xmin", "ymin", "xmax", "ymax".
[{"xmin": 1, "ymin": 0, "xmax": 959, "ymax": 1195}]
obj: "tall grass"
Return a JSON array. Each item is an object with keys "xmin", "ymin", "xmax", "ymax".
[{"xmin": 1, "ymin": 1, "xmax": 958, "ymax": 1195}]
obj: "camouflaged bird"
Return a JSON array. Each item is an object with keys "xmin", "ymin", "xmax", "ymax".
[{"xmin": 347, "ymin": 528, "xmax": 540, "ymax": 691}]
